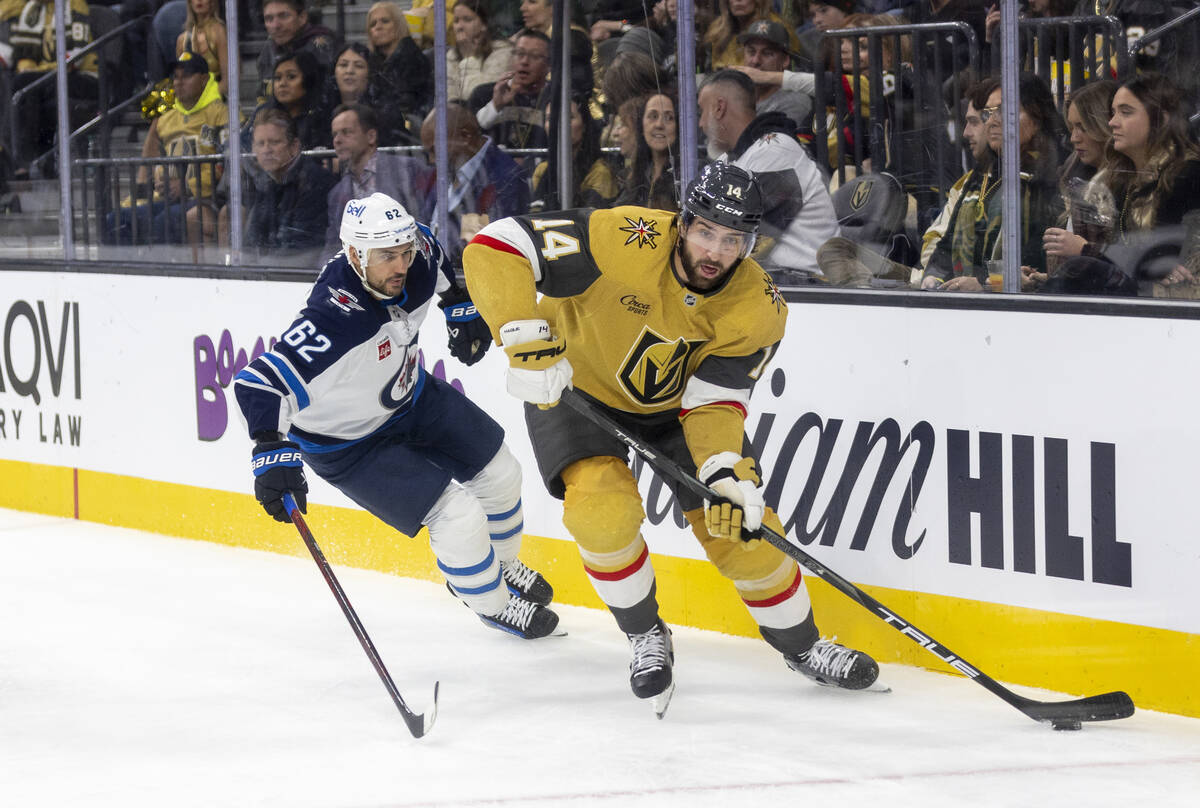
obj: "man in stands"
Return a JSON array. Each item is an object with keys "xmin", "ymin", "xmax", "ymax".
[
  {"xmin": 104, "ymin": 50, "xmax": 227, "ymax": 246},
  {"xmin": 243, "ymin": 107, "xmax": 336, "ymax": 260},
  {"xmin": 2, "ymin": 0, "xmax": 99, "ymax": 178},
  {"xmin": 736, "ymin": 19, "xmax": 813, "ymax": 131},
  {"xmin": 419, "ymin": 102, "xmax": 530, "ymax": 262},
  {"xmin": 325, "ymin": 103, "xmax": 429, "ymax": 255},
  {"xmin": 257, "ymin": 0, "xmax": 336, "ymax": 104},
  {"xmin": 468, "ymin": 28, "xmax": 551, "ymax": 169},
  {"xmin": 697, "ymin": 69, "xmax": 840, "ymax": 282}
]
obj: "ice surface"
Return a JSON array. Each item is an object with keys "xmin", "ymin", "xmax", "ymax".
[{"xmin": 1, "ymin": 509, "xmax": 1195, "ymax": 807}]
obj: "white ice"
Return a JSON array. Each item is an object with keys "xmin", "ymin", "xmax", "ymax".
[{"xmin": 1, "ymin": 508, "xmax": 1196, "ymax": 808}]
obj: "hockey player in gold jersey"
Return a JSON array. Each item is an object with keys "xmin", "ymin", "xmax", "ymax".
[{"xmin": 463, "ymin": 163, "xmax": 878, "ymax": 713}]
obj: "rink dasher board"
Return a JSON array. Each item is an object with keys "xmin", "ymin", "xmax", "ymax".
[{"xmin": 0, "ymin": 270, "xmax": 1196, "ymax": 718}]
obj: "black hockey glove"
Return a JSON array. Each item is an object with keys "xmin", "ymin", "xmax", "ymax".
[
  {"xmin": 438, "ymin": 285, "xmax": 492, "ymax": 366},
  {"xmin": 251, "ymin": 440, "xmax": 307, "ymax": 522}
]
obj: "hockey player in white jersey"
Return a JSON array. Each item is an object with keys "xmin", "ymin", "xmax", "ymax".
[{"xmin": 234, "ymin": 192, "xmax": 559, "ymax": 639}]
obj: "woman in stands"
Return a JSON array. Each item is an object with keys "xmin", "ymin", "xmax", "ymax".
[
  {"xmin": 519, "ymin": 0, "xmax": 553, "ymax": 37},
  {"xmin": 244, "ymin": 51, "xmax": 331, "ymax": 151},
  {"xmin": 1037, "ymin": 79, "xmax": 1116, "ymax": 279},
  {"xmin": 1045, "ymin": 73, "xmax": 1200, "ymax": 296},
  {"xmin": 330, "ymin": 42, "xmax": 371, "ymax": 107},
  {"xmin": 175, "ymin": 0, "xmax": 228, "ymax": 96},
  {"xmin": 531, "ymin": 94, "xmax": 619, "ymax": 210},
  {"xmin": 367, "ymin": 1, "xmax": 434, "ymax": 129},
  {"xmin": 703, "ymin": 0, "xmax": 799, "ymax": 71},
  {"xmin": 447, "ymin": 0, "xmax": 513, "ymax": 102},
  {"xmin": 613, "ymin": 91, "xmax": 679, "ymax": 211}
]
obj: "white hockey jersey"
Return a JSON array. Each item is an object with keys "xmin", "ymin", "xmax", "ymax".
[{"xmin": 233, "ymin": 223, "xmax": 457, "ymax": 452}]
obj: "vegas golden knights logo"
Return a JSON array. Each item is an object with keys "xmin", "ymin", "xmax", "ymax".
[
  {"xmin": 851, "ymin": 179, "xmax": 873, "ymax": 210},
  {"xmin": 618, "ymin": 326, "xmax": 706, "ymax": 406}
]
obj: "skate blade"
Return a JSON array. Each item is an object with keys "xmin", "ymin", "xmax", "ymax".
[{"xmin": 651, "ymin": 681, "xmax": 676, "ymax": 719}]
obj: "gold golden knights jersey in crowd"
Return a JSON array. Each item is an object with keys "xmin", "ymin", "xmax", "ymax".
[{"xmin": 463, "ymin": 205, "xmax": 788, "ymax": 464}]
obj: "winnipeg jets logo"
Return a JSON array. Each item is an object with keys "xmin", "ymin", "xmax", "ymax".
[
  {"xmin": 618, "ymin": 216, "xmax": 661, "ymax": 249},
  {"xmin": 762, "ymin": 274, "xmax": 784, "ymax": 312},
  {"xmin": 329, "ymin": 287, "xmax": 365, "ymax": 313}
]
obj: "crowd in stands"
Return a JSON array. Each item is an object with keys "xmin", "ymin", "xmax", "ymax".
[{"xmin": 6, "ymin": 0, "xmax": 1200, "ymax": 299}]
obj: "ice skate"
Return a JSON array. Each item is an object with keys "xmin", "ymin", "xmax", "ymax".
[
  {"xmin": 785, "ymin": 638, "xmax": 880, "ymax": 690},
  {"xmin": 501, "ymin": 558, "xmax": 554, "ymax": 606},
  {"xmin": 627, "ymin": 619, "xmax": 675, "ymax": 717},
  {"xmin": 478, "ymin": 592, "xmax": 563, "ymax": 639}
]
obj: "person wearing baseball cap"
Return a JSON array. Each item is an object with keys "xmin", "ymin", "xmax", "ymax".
[
  {"xmin": 171, "ymin": 49, "xmax": 212, "ymax": 80},
  {"xmin": 736, "ymin": 21, "xmax": 813, "ymax": 130}
]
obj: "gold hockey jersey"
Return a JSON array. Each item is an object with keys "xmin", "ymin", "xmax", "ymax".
[{"xmin": 464, "ymin": 206, "xmax": 788, "ymax": 463}]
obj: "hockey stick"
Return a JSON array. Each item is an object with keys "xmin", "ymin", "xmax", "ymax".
[
  {"xmin": 560, "ymin": 389, "xmax": 1135, "ymax": 729},
  {"xmin": 282, "ymin": 493, "xmax": 439, "ymax": 738}
]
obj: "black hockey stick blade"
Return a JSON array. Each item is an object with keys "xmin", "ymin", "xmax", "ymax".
[
  {"xmin": 1016, "ymin": 690, "xmax": 1135, "ymax": 725},
  {"xmin": 283, "ymin": 493, "xmax": 439, "ymax": 739},
  {"xmin": 559, "ymin": 389, "xmax": 1137, "ymax": 728}
]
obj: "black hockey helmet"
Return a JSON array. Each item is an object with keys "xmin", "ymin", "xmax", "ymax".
[{"xmin": 683, "ymin": 162, "xmax": 764, "ymax": 234}]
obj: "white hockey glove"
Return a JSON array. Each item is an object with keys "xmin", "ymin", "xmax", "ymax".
[
  {"xmin": 699, "ymin": 452, "xmax": 765, "ymax": 547},
  {"xmin": 499, "ymin": 319, "xmax": 573, "ymax": 407}
]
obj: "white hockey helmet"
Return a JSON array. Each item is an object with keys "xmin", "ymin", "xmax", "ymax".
[{"xmin": 339, "ymin": 192, "xmax": 418, "ymax": 271}]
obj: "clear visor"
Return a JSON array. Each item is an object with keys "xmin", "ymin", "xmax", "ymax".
[{"xmin": 682, "ymin": 213, "xmax": 756, "ymax": 260}]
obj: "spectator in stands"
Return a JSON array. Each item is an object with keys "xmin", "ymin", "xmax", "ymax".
[
  {"xmin": 734, "ymin": 20, "xmax": 813, "ymax": 130},
  {"xmin": 104, "ymin": 50, "xmax": 228, "ymax": 245},
  {"xmin": 531, "ymin": 93, "xmax": 619, "ymax": 210},
  {"xmin": 175, "ymin": 0, "xmax": 227, "ymax": 96},
  {"xmin": 329, "ymin": 41, "xmax": 370, "ymax": 106},
  {"xmin": 698, "ymin": 69, "xmax": 841, "ymax": 279},
  {"xmin": 325, "ymin": 103, "xmax": 429, "ymax": 252},
  {"xmin": 518, "ymin": 0, "xmax": 551, "ymax": 37},
  {"xmin": 367, "ymin": 1, "xmax": 433, "ymax": 123},
  {"xmin": 257, "ymin": 0, "xmax": 336, "ymax": 105},
  {"xmin": 1036, "ymin": 79, "xmax": 1116, "ymax": 285},
  {"xmin": 921, "ymin": 73, "xmax": 1066, "ymax": 291},
  {"xmin": 1048, "ymin": 73, "xmax": 1200, "ymax": 298},
  {"xmin": 247, "ymin": 51, "xmax": 332, "ymax": 150},
  {"xmin": 242, "ymin": 107, "xmax": 337, "ymax": 258},
  {"xmin": 703, "ymin": 0, "xmax": 799, "ymax": 71},
  {"xmin": 818, "ymin": 77, "xmax": 999, "ymax": 287},
  {"xmin": 469, "ymin": 28, "xmax": 552, "ymax": 167},
  {"xmin": 796, "ymin": 1, "xmax": 856, "ymax": 71},
  {"xmin": 418, "ymin": 101, "xmax": 530, "ymax": 260},
  {"xmin": 3, "ymin": 0, "xmax": 99, "ymax": 178},
  {"xmin": 448, "ymin": 0, "xmax": 513, "ymax": 101},
  {"xmin": 613, "ymin": 92, "xmax": 679, "ymax": 210}
]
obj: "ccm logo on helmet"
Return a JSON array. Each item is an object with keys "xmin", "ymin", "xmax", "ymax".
[{"xmin": 715, "ymin": 202, "xmax": 745, "ymax": 217}]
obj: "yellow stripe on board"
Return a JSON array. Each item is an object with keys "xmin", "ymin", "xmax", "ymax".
[{"xmin": 1, "ymin": 458, "xmax": 1195, "ymax": 718}]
